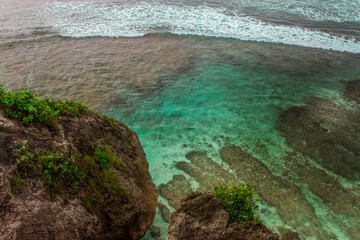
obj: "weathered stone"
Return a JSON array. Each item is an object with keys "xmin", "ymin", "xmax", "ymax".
[
  {"xmin": 0, "ymin": 110, "xmax": 158, "ymax": 240},
  {"xmin": 167, "ymin": 192, "xmax": 279, "ymax": 240}
]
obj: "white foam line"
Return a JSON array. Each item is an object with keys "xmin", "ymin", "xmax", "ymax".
[
  {"xmin": 233, "ymin": 0, "xmax": 360, "ymax": 23},
  {"xmin": 44, "ymin": 2, "xmax": 360, "ymax": 53}
]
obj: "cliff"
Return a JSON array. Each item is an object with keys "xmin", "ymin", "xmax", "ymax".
[{"xmin": 0, "ymin": 88, "xmax": 158, "ymax": 239}]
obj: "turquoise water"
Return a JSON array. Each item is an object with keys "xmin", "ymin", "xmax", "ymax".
[
  {"xmin": 105, "ymin": 39, "xmax": 360, "ymax": 239},
  {"xmin": 1, "ymin": 0, "xmax": 360, "ymax": 239}
]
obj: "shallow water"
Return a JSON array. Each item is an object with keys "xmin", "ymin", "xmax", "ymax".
[
  {"xmin": 105, "ymin": 38, "xmax": 360, "ymax": 239},
  {"xmin": 1, "ymin": 0, "xmax": 360, "ymax": 239}
]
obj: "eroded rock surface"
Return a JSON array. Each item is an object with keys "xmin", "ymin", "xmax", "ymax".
[
  {"xmin": 167, "ymin": 192, "xmax": 279, "ymax": 240},
  {"xmin": 0, "ymin": 110, "xmax": 158, "ymax": 240}
]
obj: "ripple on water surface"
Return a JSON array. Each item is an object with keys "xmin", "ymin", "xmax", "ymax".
[{"xmin": 1, "ymin": 32, "xmax": 360, "ymax": 239}]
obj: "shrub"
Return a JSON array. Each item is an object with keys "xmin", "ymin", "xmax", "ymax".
[
  {"xmin": 0, "ymin": 85, "xmax": 87, "ymax": 132},
  {"xmin": 213, "ymin": 183, "xmax": 260, "ymax": 226},
  {"xmin": 93, "ymin": 148, "xmax": 110, "ymax": 169}
]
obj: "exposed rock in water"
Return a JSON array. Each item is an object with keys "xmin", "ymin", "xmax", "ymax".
[
  {"xmin": 167, "ymin": 192, "xmax": 279, "ymax": 240},
  {"xmin": 279, "ymin": 97, "xmax": 360, "ymax": 180},
  {"xmin": 159, "ymin": 174, "xmax": 192, "ymax": 208},
  {"xmin": 0, "ymin": 110, "xmax": 158, "ymax": 239},
  {"xmin": 158, "ymin": 203, "xmax": 171, "ymax": 223},
  {"xmin": 219, "ymin": 145, "xmax": 333, "ymax": 239}
]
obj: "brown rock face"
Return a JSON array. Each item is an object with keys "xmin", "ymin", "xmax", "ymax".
[
  {"xmin": 167, "ymin": 192, "xmax": 279, "ymax": 240},
  {"xmin": 0, "ymin": 110, "xmax": 158, "ymax": 240}
]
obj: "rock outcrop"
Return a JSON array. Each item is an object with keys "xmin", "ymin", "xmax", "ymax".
[
  {"xmin": 0, "ymin": 110, "xmax": 158, "ymax": 240},
  {"xmin": 167, "ymin": 192, "xmax": 279, "ymax": 240}
]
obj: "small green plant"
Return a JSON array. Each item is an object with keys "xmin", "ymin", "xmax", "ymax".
[
  {"xmin": 15, "ymin": 140, "xmax": 84, "ymax": 195},
  {"xmin": 93, "ymin": 148, "xmax": 110, "ymax": 168},
  {"xmin": 213, "ymin": 183, "xmax": 260, "ymax": 226},
  {"xmin": 14, "ymin": 140, "xmax": 127, "ymax": 214},
  {"xmin": 0, "ymin": 85, "xmax": 87, "ymax": 132}
]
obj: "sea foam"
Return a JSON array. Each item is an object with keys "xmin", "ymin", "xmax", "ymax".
[{"xmin": 44, "ymin": 2, "xmax": 360, "ymax": 53}]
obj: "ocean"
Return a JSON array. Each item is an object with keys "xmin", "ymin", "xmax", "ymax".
[{"xmin": 0, "ymin": 0, "xmax": 360, "ymax": 239}]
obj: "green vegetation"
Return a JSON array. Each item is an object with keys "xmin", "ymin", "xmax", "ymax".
[
  {"xmin": 0, "ymin": 85, "xmax": 87, "ymax": 132},
  {"xmin": 103, "ymin": 115, "xmax": 118, "ymax": 131},
  {"xmin": 213, "ymin": 183, "xmax": 260, "ymax": 226},
  {"xmin": 10, "ymin": 174, "xmax": 25, "ymax": 196},
  {"xmin": 16, "ymin": 140, "xmax": 84, "ymax": 195},
  {"xmin": 13, "ymin": 140, "xmax": 128, "ymax": 214}
]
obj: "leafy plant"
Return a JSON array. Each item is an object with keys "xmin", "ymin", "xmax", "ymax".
[
  {"xmin": 15, "ymin": 140, "xmax": 84, "ymax": 194},
  {"xmin": 0, "ymin": 85, "xmax": 87, "ymax": 132},
  {"xmin": 213, "ymin": 183, "xmax": 260, "ymax": 226},
  {"xmin": 13, "ymin": 140, "xmax": 127, "ymax": 214},
  {"xmin": 93, "ymin": 148, "xmax": 110, "ymax": 168}
]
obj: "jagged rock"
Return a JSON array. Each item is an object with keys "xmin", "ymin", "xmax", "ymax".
[
  {"xmin": 0, "ymin": 110, "xmax": 158, "ymax": 240},
  {"xmin": 167, "ymin": 192, "xmax": 279, "ymax": 240}
]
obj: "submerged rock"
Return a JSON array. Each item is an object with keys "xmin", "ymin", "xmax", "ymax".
[
  {"xmin": 159, "ymin": 174, "xmax": 192, "ymax": 208},
  {"xmin": 167, "ymin": 192, "xmax": 279, "ymax": 240},
  {"xmin": 279, "ymin": 97, "xmax": 360, "ymax": 180},
  {"xmin": 220, "ymin": 145, "xmax": 333, "ymax": 239},
  {"xmin": 158, "ymin": 203, "xmax": 171, "ymax": 223},
  {"xmin": 177, "ymin": 151, "xmax": 239, "ymax": 192},
  {"xmin": 286, "ymin": 156, "xmax": 357, "ymax": 216},
  {"xmin": 0, "ymin": 110, "xmax": 158, "ymax": 239},
  {"xmin": 160, "ymin": 151, "xmax": 239, "ymax": 210},
  {"xmin": 150, "ymin": 225, "xmax": 161, "ymax": 239},
  {"xmin": 344, "ymin": 79, "xmax": 360, "ymax": 104}
]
